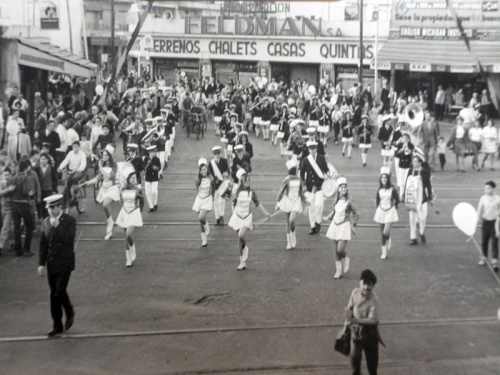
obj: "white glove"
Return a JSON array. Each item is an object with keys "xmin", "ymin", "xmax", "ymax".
[{"xmin": 38, "ymin": 266, "xmax": 45, "ymax": 277}]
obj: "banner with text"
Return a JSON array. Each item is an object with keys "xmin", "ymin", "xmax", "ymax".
[{"xmin": 390, "ymin": 0, "xmax": 500, "ymax": 40}]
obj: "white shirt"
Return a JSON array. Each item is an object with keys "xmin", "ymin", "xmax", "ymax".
[
  {"xmin": 90, "ymin": 125, "xmax": 103, "ymax": 147},
  {"xmin": 55, "ymin": 124, "xmax": 68, "ymax": 152},
  {"xmin": 67, "ymin": 128, "xmax": 80, "ymax": 146},
  {"xmin": 469, "ymin": 127, "xmax": 482, "ymax": 143},
  {"xmin": 58, "ymin": 150, "xmax": 87, "ymax": 172}
]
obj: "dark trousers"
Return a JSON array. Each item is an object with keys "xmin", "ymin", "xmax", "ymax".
[
  {"xmin": 350, "ymin": 337, "xmax": 379, "ymax": 375},
  {"xmin": 333, "ymin": 121, "xmax": 340, "ymax": 142},
  {"xmin": 435, "ymin": 104, "xmax": 445, "ymax": 121},
  {"xmin": 439, "ymin": 154, "xmax": 446, "ymax": 170},
  {"xmin": 12, "ymin": 202, "xmax": 35, "ymax": 255},
  {"xmin": 48, "ymin": 270, "xmax": 73, "ymax": 330},
  {"xmin": 482, "ymin": 220, "xmax": 499, "ymax": 259}
]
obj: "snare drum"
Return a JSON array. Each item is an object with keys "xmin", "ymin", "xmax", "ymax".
[
  {"xmin": 220, "ymin": 137, "xmax": 228, "ymax": 143},
  {"xmin": 270, "ymin": 124, "xmax": 279, "ymax": 132},
  {"xmin": 309, "ymin": 120, "xmax": 319, "ymax": 127},
  {"xmin": 318, "ymin": 125, "xmax": 329, "ymax": 133},
  {"xmin": 322, "ymin": 178, "xmax": 337, "ymax": 198},
  {"xmin": 277, "ymin": 131, "xmax": 285, "ymax": 139},
  {"xmin": 214, "ymin": 116, "xmax": 222, "ymax": 123}
]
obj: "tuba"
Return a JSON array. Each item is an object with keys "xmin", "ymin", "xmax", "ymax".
[{"xmin": 405, "ymin": 103, "xmax": 424, "ymax": 129}]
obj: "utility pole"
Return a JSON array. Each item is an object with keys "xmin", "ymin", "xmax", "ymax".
[
  {"xmin": 358, "ymin": 0, "xmax": 363, "ymax": 84},
  {"xmin": 110, "ymin": 0, "xmax": 115, "ymax": 64}
]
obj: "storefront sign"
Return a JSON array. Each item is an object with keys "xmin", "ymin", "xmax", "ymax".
[
  {"xmin": 450, "ymin": 65, "xmax": 475, "ymax": 73},
  {"xmin": 40, "ymin": 0, "xmax": 59, "ymax": 29},
  {"xmin": 146, "ymin": 37, "xmax": 375, "ymax": 64},
  {"xmin": 221, "ymin": 2, "xmax": 291, "ymax": 14},
  {"xmin": 390, "ymin": 0, "xmax": 500, "ymax": 40},
  {"xmin": 185, "ymin": 16, "xmax": 326, "ymax": 37},
  {"xmin": 370, "ymin": 61, "xmax": 391, "ymax": 70},
  {"xmin": 410, "ymin": 63, "xmax": 431, "ymax": 72}
]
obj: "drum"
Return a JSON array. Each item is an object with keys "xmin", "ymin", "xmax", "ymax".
[
  {"xmin": 381, "ymin": 148, "xmax": 395, "ymax": 157},
  {"xmin": 277, "ymin": 131, "xmax": 285, "ymax": 139},
  {"xmin": 270, "ymin": 124, "xmax": 279, "ymax": 132},
  {"xmin": 322, "ymin": 178, "xmax": 337, "ymax": 198},
  {"xmin": 318, "ymin": 125, "xmax": 329, "ymax": 133},
  {"xmin": 218, "ymin": 180, "xmax": 233, "ymax": 200},
  {"xmin": 309, "ymin": 120, "xmax": 319, "ymax": 127},
  {"xmin": 220, "ymin": 137, "xmax": 228, "ymax": 143}
]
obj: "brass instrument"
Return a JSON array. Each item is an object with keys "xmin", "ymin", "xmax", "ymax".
[{"xmin": 405, "ymin": 103, "xmax": 424, "ymax": 129}]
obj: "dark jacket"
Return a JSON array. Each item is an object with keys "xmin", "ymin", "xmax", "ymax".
[
  {"xmin": 144, "ymin": 156, "xmax": 161, "ymax": 182},
  {"xmin": 39, "ymin": 131, "xmax": 61, "ymax": 160},
  {"xmin": 300, "ymin": 153, "xmax": 329, "ymax": 192},
  {"xmin": 231, "ymin": 154, "xmax": 252, "ymax": 183},
  {"xmin": 39, "ymin": 213, "xmax": 76, "ymax": 273},
  {"xmin": 208, "ymin": 157, "xmax": 229, "ymax": 189}
]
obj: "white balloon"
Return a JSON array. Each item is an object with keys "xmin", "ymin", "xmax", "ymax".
[
  {"xmin": 95, "ymin": 85, "xmax": 104, "ymax": 96},
  {"xmin": 262, "ymin": 77, "xmax": 268, "ymax": 85},
  {"xmin": 258, "ymin": 82, "xmax": 264, "ymax": 89},
  {"xmin": 452, "ymin": 202, "xmax": 478, "ymax": 237},
  {"xmin": 255, "ymin": 76, "xmax": 261, "ymax": 83},
  {"xmin": 308, "ymin": 85, "xmax": 316, "ymax": 95}
]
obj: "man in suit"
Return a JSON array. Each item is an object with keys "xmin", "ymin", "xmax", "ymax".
[
  {"xmin": 231, "ymin": 144, "xmax": 251, "ymax": 183},
  {"xmin": 152, "ymin": 89, "xmax": 165, "ymax": 118},
  {"xmin": 300, "ymin": 140, "xmax": 329, "ymax": 234},
  {"xmin": 39, "ymin": 119, "xmax": 61, "ymax": 161},
  {"xmin": 403, "ymin": 150, "xmax": 433, "ymax": 245},
  {"xmin": 38, "ymin": 194, "xmax": 76, "ymax": 337},
  {"xmin": 417, "ymin": 111, "xmax": 440, "ymax": 170},
  {"xmin": 208, "ymin": 146, "xmax": 230, "ymax": 226}
]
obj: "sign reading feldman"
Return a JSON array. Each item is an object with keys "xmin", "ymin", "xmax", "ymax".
[
  {"xmin": 391, "ymin": 0, "xmax": 500, "ymax": 40},
  {"xmin": 40, "ymin": 0, "xmax": 59, "ymax": 30}
]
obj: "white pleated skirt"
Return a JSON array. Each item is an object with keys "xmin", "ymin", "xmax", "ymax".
[
  {"xmin": 326, "ymin": 221, "xmax": 351, "ymax": 241},
  {"xmin": 116, "ymin": 208, "xmax": 143, "ymax": 228},
  {"xmin": 228, "ymin": 212, "xmax": 253, "ymax": 231},
  {"xmin": 374, "ymin": 206, "xmax": 399, "ymax": 224},
  {"xmin": 97, "ymin": 184, "xmax": 121, "ymax": 203},
  {"xmin": 192, "ymin": 195, "xmax": 213, "ymax": 212},
  {"xmin": 277, "ymin": 196, "xmax": 303, "ymax": 213}
]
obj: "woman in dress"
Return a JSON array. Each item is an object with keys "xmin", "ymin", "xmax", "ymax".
[
  {"xmin": 192, "ymin": 158, "xmax": 213, "ymax": 247},
  {"xmin": 446, "ymin": 116, "xmax": 469, "ymax": 172},
  {"xmin": 341, "ymin": 111, "xmax": 354, "ymax": 159},
  {"xmin": 276, "ymin": 160, "xmax": 306, "ymax": 250},
  {"xmin": 395, "ymin": 132, "xmax": 414, "ymax": 198},
  {"xmin": 378, "ymin": 118, "xmax": 395, "ymax": 166},
  {"xmin": 374, "ymin": 168, "xmax": 400, "ymax": 260},
  {"xmin": 116, "ymin": 171, "xmax": 144, "ymax": 267},
  {"xmin": 468, "ymin": 119, "xmax": 483, "ymax": 171},
  {"xmin": 318, "ymin": 104, "xmax": 331, "ymax": 146},
  {"xmin": 324, "ymin": 177, "xmax": 359, "ymax": 279},
  {"xmin": 91, "ymin": 144, "xmax": 120, "ymax": 240},
  {"xmin": 358, "ymin": 115, "xmax": 373, "ymax": 167},
  {"xmin": 228, "ymin": 169, "xmax": 271, "ymax": 270},
  {"xmin": 480, "ymin": 119, "xmax": 498, "ymax": 171}
]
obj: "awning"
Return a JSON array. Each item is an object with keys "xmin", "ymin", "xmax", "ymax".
[
  {"xmin": 374, "ymin": 39, "xmax": 500, "ymax": 73},
  {"xmin": 18, "ymin": 39, "xmax": 97, "ymax": 78}
]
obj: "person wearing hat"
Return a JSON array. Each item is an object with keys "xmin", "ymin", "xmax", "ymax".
[
  {"xmin": 269, "ymin": 101, "xmax": 281, "ymax": 146},
  {"xmin": 209, "ymin": 146, "xmax": 230, "ymax": 226},
  {"xmin": 231, "ymin": 144, "xmax": 251, "ymax": 183},
  {"xmin": 300, "ymin": 140, "xmax": 329, "ymax": 235},
  {"xmin": 125, "ymin": 143, "xmax": 145, "ymax": 184},
  {"xmin": 116, "ymin": 170, "xmax": 144, "ymax": 267},
  {"xmin": 341, "ymin": 112, "xmax": 354, "ymax": 158},
  {"xmin": 238, "ymin": 131, "xmax": 254, "ymax": 160},
  {"xmin": 403, "ymin": 152, "xmax": 433, "ymax": 245},
  {"xmin": 395, "ymin": 132, "xmax": 415, "ymax": 198},
  {"xmin": 228, "ymin": 168, "xmax": 271, "ymax": 270},
  {"xmin": 144, "ymin": 145, "xmax": 161, "ymax": 212},
  {"xmin": 277, "ymin": 114, "xmax": 292, "ymax": 157},
  {"xmin": 211, "ymin": 95, "xmax": 226, "ymax": 135},
  {"xmin": 162, "ymin": 105, "xmax": 176, "ymax": 157},
  {"xmin": 38, "ymin": 194, "xmax": 76, "ymax": 337},
  {"xmin": 83, "ymin": 144, "xmax": 120, "ymax": 239},
  {"xmin": 301, "ymin": 127, "xmax": 325, "ymax": 159},
  {"xmin": 317, "ymin": 103, "xmax": 331, "ymax": 146},
  {"xmin": 276, "ymin": 159, "xmax": 306, "ymax": 249},
  {"xmin": 324, "ymin": 176, "xmax": 359, "ymax": 279},
  {"xmin": 374, "ymin": 167, "xmax": 400, "ymax": 259},
  {"xmin": 357, "ymin": 115, "xmax": 373, "ymax": 167},
  {"xmin": 89, "ymin": 116, "xmax": 105, "ymax": 153},
  {"xmin": 192, "ymin": 158, "xmax": 213, "ymax": 247}
]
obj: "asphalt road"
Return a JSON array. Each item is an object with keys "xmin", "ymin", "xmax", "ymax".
[{"xmin": 1, "ymin": 117, "xmax": 500, "ymax": 375}]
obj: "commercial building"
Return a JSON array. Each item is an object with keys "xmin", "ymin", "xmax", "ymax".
[{"xmin": 129, "ymin": 1, "xmax": 390, "ymax": 89}]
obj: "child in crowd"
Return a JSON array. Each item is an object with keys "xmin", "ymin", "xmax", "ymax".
[{"xmin": 436, "ymin": 136, "xmax": 446, "ymax": 171}]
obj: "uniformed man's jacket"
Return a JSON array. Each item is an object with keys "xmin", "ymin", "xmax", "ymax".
[{"xmin": 39, "ymin": 213, "xmax": 76, "ymax": 273}]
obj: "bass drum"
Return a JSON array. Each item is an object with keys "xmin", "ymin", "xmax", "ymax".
[{"xmin": 322, "ymin": 178, "xmax": 337, "ymax": 198}]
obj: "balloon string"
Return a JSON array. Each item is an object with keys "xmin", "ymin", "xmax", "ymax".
[{"xmin": 468, "ymin": 235, "xmax": 500, "ymax": 287}]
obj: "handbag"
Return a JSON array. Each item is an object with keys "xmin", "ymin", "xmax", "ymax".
[{"xmin": 334, "ymin": 325, "xmax": 351, "ymax": 356}]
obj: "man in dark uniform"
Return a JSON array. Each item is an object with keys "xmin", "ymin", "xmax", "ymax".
[
  {"xmin": 301, "ymin": 127, "xmax": 326, "ymax": 159},
  {"xmin": 208, "ymin": 145, "xmax": 230, "ymax": 226},
  {"xmin": 300, "ymin": 140, "xmax": 329, "ymax": 234},
  {"xmin": 38, "ymin": 194, "xmax": 76, "ymax": 337},
  {"xmin": 39, "ymin": 119, "xmax": 61, "ymax": 162},
  {"xmin": 125, "ymin": 143, "xmax": 144, "ymax": 184},
  {"xmin": 231, "ymin": 144, "xmax": 251, "ymax": 183}
]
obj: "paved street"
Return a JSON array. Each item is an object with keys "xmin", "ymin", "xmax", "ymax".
[{"xmin": 1, "ymin": 120, "xmax": 500, "ymax": 374}]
